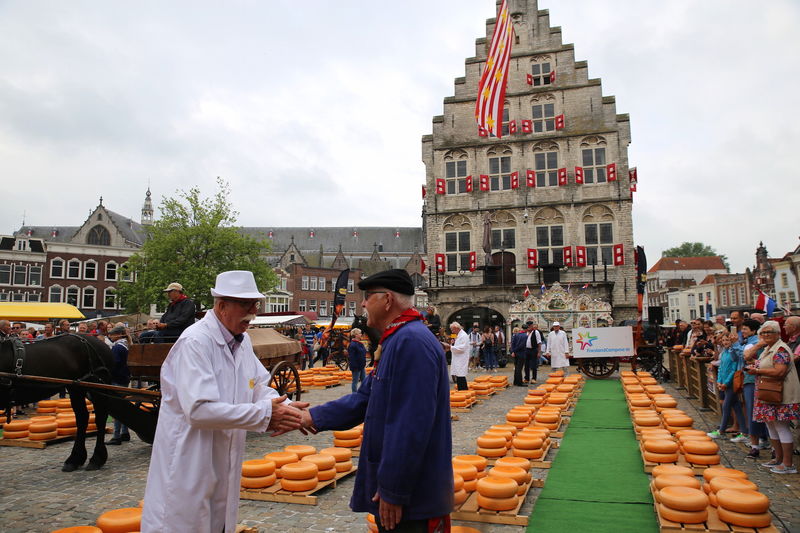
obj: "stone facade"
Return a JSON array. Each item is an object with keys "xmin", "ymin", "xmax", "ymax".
[{"xmin": 422, "ymin": 0, "xmax": 637, "ymax": 329}]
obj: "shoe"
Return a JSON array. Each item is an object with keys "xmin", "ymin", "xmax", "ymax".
[
  {"xmin": 770, "ymin": 465, "xmax": 797, "ymax": 474},
  {"xmin": 120, "ymin": 433, "xmax": 130, "ymax": 442},
  {"xmin": 758, "ymin": 440, "xmax": 772, "ymax": 450},
  {"xmin": 746, "ymin": 448, "xmax": 759, "ymax": 459},
  {"xmin": 761, "ymin": 460, "xmax": 781, "ymax": 468},
  {"xmin": 707, "ymin": 430, "xmax": 722, "ymax": 439},
  {"xmin": 729, "ymin": 434, "xmax": 749, "ymax": 443},
  {"xmin": 107, "ymin": 437, "xmax": 122, "ymax": 445}
]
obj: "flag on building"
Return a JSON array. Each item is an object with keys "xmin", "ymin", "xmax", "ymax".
[
  {"xmin": 420, "ymin": 259, "xmax": 426, "ymax": 274},
  {"xmin": 523, "ymin": 286, "xmax": 531, "ymax": 299},
  {"xmin": 474, "ymin": 0, "xmax": 514, "ymax": 138},
  {"xmin": 755, "ymin": 291, "xmax": 777, "ymax": 317}
]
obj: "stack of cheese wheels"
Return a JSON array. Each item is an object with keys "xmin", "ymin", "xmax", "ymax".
[
  {"xmin": 95, "ymin": 507, "xmax": 142, "ymax": 533},
  {"xmin": 519, "ymin": 426, "xmax": 550, "ymax": 447},
  {"xmin": 650, "ymin": 472, "xmax": 701, "ymax": 503},
  {"xmin": 629, "ymin": 395, "xmax": 653, "ymax": 410},
  {"xmin": 453, "ymin": 455, "xmax": 488, "ymax": 481},
  {"xmin": 490, "ymin": 423, "xmax": 518, "ymax": 436},
  {"xmin": 563, "ymin": 374, "xmax": 582, "ymax": 384},
  {"xmin": 320, "ymin": 446, "xmax": 354, "ymax": 473},
  {"xmin": 487, "ymin": 465, "xmax": 530, "ymax": 495},
  {"xmin": 633, "ymin": 410, "xmax": 662, "ymax": 430},
  {"xmin": 56, "ymin": 413, "xmax": 78, "ymax": 437},
  {"xmin": 702, "ymin": 467, "xmax": 748, "ymax": 487},
  {"xmin": 475, "ymin": 475, "xmax": 519, "ymax": 511},
  {"xmin": 545, "ymin": 393, "xmax": 569, "ymax": 407},
  {"xmin": 279, "ymin": 461, "xmax": 319, "ymax": 492},
  {"xmin": 523, "ymin": 391, "xmax": 546, "ymax": 406},
  {"xmin": 56, "ymin": 398, "xmax": 74, "ymax": 414},
  {"xmin": 51, "ymin": 526, "xmax": 103, "ymax": 532},
  {"xmin": 36, "ymin": 399, "xmax": 58, "ymax": 414},
  {"xmin": 511, "ymin": 433, "xmax": 545, "ymax": 460},
  {"xmin": 453, "ymin": 473, "xmax": 468, "ymax": 506},
  {"xmin": 366, "ymin": 513, "xmax": 378, "ymax": 533},
  {"xmin": 657, "ymin": 486, "xmax": 709, "ymax": 524},
  {"xmin": 505, "ymin": 408, "xmax": 532, "ymax": 429},
  {"xmin": 716, "ymin": 489, "xmax": 771, "ymax": 529},
  {"xmin": 450, "ymin": 390, "xmax": 473, "ymax": 409},
  {"xmin": 645, "ymin": 384, "xmax": 666, "ymax": 396},
  {"xmin": 263, "ymin": 451, "xmax": 299, "ymax": 478},
  {"xmin": 476, "ymin": 431, "xmax": 509, "ymax": 458},
  {"xmin": 682, "ymin": 438, "xmax": 720, "ymax": 466},
  {"xmin": 488, "ymin": 375, "xmax": 508, "ymax": 389},
  {"xmin": 625, "ymin": 383, "xmax": 644, "ymax": 394},
  {"xmin": 653, "ymin": 395, "xmax": 678, "ymax": 411},
  {"xmin": 706, "ymin": 476, "xmax": 758, "ymax": 507},
  {"xmin": 29, "ymin": 417, "xmax": 58, "ymax": 441},
  {"xmin": 541, "ymin": 383, "xmax": 557, "ymax": 393},
  {"xmin": 333, "ymin": 426, "xmax": 363, "ymax": 448},
  {"xmin": 545, "ymin": 376, "xmax": 563, "ymax": 385},
  {"xmin": 484, "ymin": 427, "xmax": 513, "ymax": 450},
  {"xmin": 453, "ymin": 462, "xmax": 478, "ymax": 493},
  {"xmin": 495, "ymin": 456, "xmax": 532, "ymax": 474},
  {"xmin": 533, "ymin": 408, "xmax": 561, "ymax": 430},
  {"xmin": 240, "ymin": 459, "xmax": 277, "ymax": 489},
  {"xmin": 663, "ymin": 414, "xmax": 694, "ymax": 434},
  {"xmin": 642, "ymin": 438, "xmax": 680, "ymax": 464},
  {"xmin": 303, "ymin": 453, "xmax": 338, "ymax": 481},
  {"xmin": 470, "ymin": 381, "xmax": 492, "ymax": 397},
  {"xmin": 2, "ymin": 419, "xmax": 30, "ymax": 439},
  {"xmin": 285, "ymin": 444, "xmax": 317, "ymax": 459},
  {"xmin": 640, "ymin": 428, "xmax": 673, "ymax": 443}
]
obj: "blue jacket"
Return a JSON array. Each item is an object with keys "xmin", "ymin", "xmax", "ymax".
[
  {"xmin": 511, "ymin": 331, "xmax": 528, "ymax": 355},
  {"xmin": 732, "ymin": 333, "xmax": 759, "ymax": 384},
  {"xmin": 310, "ymin": 320, "xmax": 453, "ymax": 520},
  {"xmin": 348, "ymin": 340, "xmax": 367, "ymax": 371},
  {"xmin": 716, "ymin": 347, "xmax": 740, "ymax": 387},
  {"xmin": 110, "ymin": 339, "xmax": 130, "ymax": 384}
]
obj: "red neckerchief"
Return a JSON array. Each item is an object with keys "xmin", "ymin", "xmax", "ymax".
[
  {"xmin": 169, "ymin": 294, "xmax": 188, "ymax": 307},
  {"xmin": 370, "ymin": 308, "xmax": 424, "ymax": 374}
]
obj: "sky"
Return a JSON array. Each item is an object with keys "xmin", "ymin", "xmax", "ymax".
[{"xmin": 1, "ymin": 0, "xmax": 798, "ymax": 273}]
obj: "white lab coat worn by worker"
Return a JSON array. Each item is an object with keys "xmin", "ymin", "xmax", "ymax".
[
  {"xmin": 450, "ymin": 328, "xmax": 470, "ymax": 377},
  {"xmin": 141, "ymin": 310, "xmax": 283, "ymax": 533},
  {"xmin": 547, "ymin": 329, "xmax": 570, "ymax": 368}
]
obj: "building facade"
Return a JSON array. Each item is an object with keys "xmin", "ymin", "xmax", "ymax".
[
  {"xmin": 646, "ymin": 256, "xmax": 728, "ymax": 318},
  {"xmin": 421, "ymin": 0, "xmax": 637, "ymax": 329}
]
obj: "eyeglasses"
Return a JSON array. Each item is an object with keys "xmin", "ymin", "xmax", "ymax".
[
  {"xmin": 222, "ymin": 298, "xmax": 262, "ymax": 311},
  {"xmin": 363, "ymin": 291, "xmax": 388, "ymax": 301},
  {"xmin": 758, "ymin": 331, "xmax": 778, "ymax": 336}
]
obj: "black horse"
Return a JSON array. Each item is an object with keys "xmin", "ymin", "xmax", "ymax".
[{"xmin": 1, "ymin": 334, "xmax": 158, "ymax": 472}]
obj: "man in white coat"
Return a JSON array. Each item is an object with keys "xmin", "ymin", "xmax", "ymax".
[
  {"xmin": 445, "ymin": 322, "xmax": 470, "ymax": 390},
  {"xmin": 141, "ymin": 271, "xmax": 309, "ymax": 533},
  {"xmin": 546, "ymin": 321, "xmax": 571, "ymax": 375}
]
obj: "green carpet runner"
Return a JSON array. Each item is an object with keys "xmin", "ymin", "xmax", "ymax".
[{"xmin": 528, "ymin": 379, "xmax": 658, "ymax": 533}]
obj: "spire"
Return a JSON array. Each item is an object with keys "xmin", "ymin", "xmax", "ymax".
[{"xmin": 141, "ymin": 188, "xmax": 154, "ymax": 225}]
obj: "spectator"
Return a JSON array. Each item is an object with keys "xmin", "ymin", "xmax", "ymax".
[
  {"xmin": 708, "ymin": 333, "xmax": 746, "ymax": 441},
  {"xmin": 107, "ymin": 326, "xmax": 131, "ymax": 445},
  {"xmin": 426, "ymin": 305, "xmax": 441, "ymax": 336},
  {"xmin": 36, "ymin": 322, "xmax": 55, "ymax": 340},
  {"xmin": 0, "ymin": 320, "xmax": 11, "ymax": 338},
  {"xmin": 447, "ymin": 322, "xmax": 470, "ymax": 391},
  {"xmin": 526, "ymin": 322, "xmax": 544, "ymax": 382},
  {"xmin": 96, "ymin": 320, "xmax": 113, "ymax": 347},
  {"xmin": 751, "ymin": 313, "xmax": 766, "ymax": 324},
  {"xmin": 740, "ymin": 318, "xmax": 770, "ymax": 457},
  {"xmin": 87, "ymin": 321, "xmax": 98, "ymax": 335},
  {"xmin": 154, "ymin": 282, "xmax": 197, "ymax": 342},
  {"xmin": 76, "ymin": 323, "xmax": 88, "ymax": 334},
  {"xmin": 546, "ymin": 322, "xmax": 570, "ymax": 375},
  {"xmin": 510, "ymin": 324, "xmax": 527, "ymax": 386},
  {"xmin": 481, "ymin": 326, "xmax": 497, "ymax": 372},
  {"xmin": 493, "ymin": 325, "xmax": 506, "ymax": 359},
  {"xmin": 138, "ymin": 319, "xmax": 160, "ymax": 343},
  {"xmin": 57, "ymin": 319, "xmax": 71, "ymax": 334},
  {"xmin": 348, "ymin": 328, "xmax": 367, "ymax": 392},
  {"xmin": 746, "ymin": 320, "xmax": 800, "ymax": 474},
  {"xmin": 468, "ymin": 323, "xmax": 482, "ymax": 370},
  {"xmin": 783, "ymin": 315, "xmax": 800, "ymax": 455}
]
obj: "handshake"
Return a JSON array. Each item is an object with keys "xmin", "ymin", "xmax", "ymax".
[{"xmin": 267, "ymin": 395, "xmax": 317, "ymax": 436}]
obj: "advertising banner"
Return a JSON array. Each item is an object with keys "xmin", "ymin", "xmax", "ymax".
[{"xmin": 571, "ymin": 326, "xmax": 634, "ymax": 358}]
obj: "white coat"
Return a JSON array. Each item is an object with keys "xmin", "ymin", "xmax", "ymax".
[
  {"xmin": 450, "ymin": 329, "xmax": 470, "ymax": 377},
  {"xmin": 547, "ymin": 329, "xmax": 570, "ymax": 368},
  {"xmin": 141, "ymin": 310, "xmax": 283, "ymax": 533}
]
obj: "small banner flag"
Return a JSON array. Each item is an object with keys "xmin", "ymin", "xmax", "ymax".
[
  {"xmin": 582, "ymin": 282, "xmax": 590, "ymax": 289},
  {"xmin": 475, "ymin": 0, "xmax": 514, "ymax": 138},
  {"xmin": 755, "ymin": 291, "xmax": 777, "ymax": 317},
  {"xmin": 629, "ymin": 167, "xmax": 638, "ymax": 183}
]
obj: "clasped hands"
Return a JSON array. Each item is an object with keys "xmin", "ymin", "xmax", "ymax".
[{"xmin": 267, "ymin": 395, "xmax": 318, "ymax": 436}]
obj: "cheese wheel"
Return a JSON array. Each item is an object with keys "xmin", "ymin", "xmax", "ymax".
[
  {"xmin": 333, "ymin": 437, "xmax": 362, "ymax": 448},
  {"xmin": 477, "ymin": 435, "xmax": 507, "ymax": 448},
  {"xmin": 527, "ymin": 389, "xmax": 547, "ymax": 396},
  {"xmin": 484, "ymin": 429, "xmax": 513, "ymax": 442},
  {"xmin": 524, "ymin": 396, "xmax": 545, "ymax": 404},
  {"xmin": 264, "ymin": 452, "xmax": 299, "ymax": 471},
  {"xmin": 302, "ymin": 453, "xmax": 337, "ymax": 471},
  {"xmin": 332, "ymin": 429, "xmax": 361, "ymax": 440},
  {"xmin": 476, "ymin": 494, "xmax": 519, "ymax": 511},
  {"xmin": 30, "ymin": 415, "xmax": 56, "ymax": 422},
  {"xmin": 284, "ymin": 445, "xmax": 316, "ymax": 458},
  {"xmin": 51, "ymin": 527, "xmax": 104, "ymax": 533},
  {"xmin": 655, "ymin": 399, "xmax": 678, "ymax": 408},
  {"xmin": 545, "ymin": 377, "xmax": 563, "ymax": 384},
  {"xmin": 56, "ymin": 417, "xmax": 77, "ymax": 428},
  {"xmin": 683, "ymin": 440, "xmax": 719, "ymax": 455},
  {"xmin": 495, "ymin": 456, "xmax": 531, "ymax": 471},
  {"xmin": 453, "ymin": 455, "xmax": 487, "ymax": 472},
  {"xmin": 658, "ymin": 487, "xmax": 709, "ymax": 512},
  {"xmin": 317, "ymin": 467, "xmax": 337, "ymax": 481},
  {"xmin": 708, "ymin": 491, "xmax": 718, "ymax": 507},
  {"xmin": 657, "ymin": 503, "xmax": 708, "ymax": 524},
  {"xmin": 242, "ymin": 459, "xmax": 276, "ymax": 477},
  {"xmin": 678, "ymin": 435, "xmax": 712, "ymax": 444},
  {"xmin": 625, "ymin": 385, "xmax": 644, "ymax": 393},
  {"xmin": 454, "ymin": 488, "xmax": 468, "ymax": 506},
  {"xmin": 644, "ymin": 440, "xmax": 679, "ymax": 454},
  {"xmin": 29, "ymin": 430, "xmax": 58, "ymax": 441},
  {"xmin": 534, "ymin": 412, "xmax": 560, "ymax": 424},
  {"xmin": 241, "ymin": 473, "xmax": 277, "ymax": 489},
  {"xmin": 36, "ymin": 407, "xmax": 57, "ymax": 413},
  {"xmin": 29, "ymin": 420, "xmax": 58, "ymax": 433},
  {"xmin": 512, "ymin": 447, "xmax": 544, "ymax": 459},
  {"xmin": 453, "ymin": 463, "xmax": 478, "ymax": 481},
  {"xmin": 684, "ymin": 453, "xmax": 720, "ymax": 465},
  {"xmin": 463, "ymin": 478, "xmax": 477, "ymax": 492},
  {"xmin": 475, "ymin": 446, "xmax": 506, "ymax": 458},
  {"xmin": 640, "ymin": 430, "xmax": 672, "ymax": 440},
  {"xmin": 334, "ymin": 459, "xmax": 354, "ymax": 473},
  {"xmin": 653, "ymin": 475, "xmax": 701, "ymax": 491},
  {"xmin": 488, "ymin": 465, "xmax": 529, "ymax": 485},
  {"xmin": 95, "ymin": 507, "xmax": 142, "ymax": 533},
  {"xmin": 280, "ymin": 477, "xmax": 318, "ymax": 491},
  {"xmin": 645, "ymin": 385, "xmax": 666, "ymax": 394},
  {"xmin": 57, "ymin": 427, "xmax": 78, "ymax": 437},
  {"xmin": 716, "ymin": 507, "xmax": 772, "ymax": 529},
  {"xmin": 319, "ymin": 447, "xmax": 352, "ymax": 462},
  {"xmin": 2, "ymin": 430, "xmax": 29, "ymax": 439},
  {"xmin": 634, "ymin": 417, "xmax": 662, "ymax": 427},
  {"xmin": 652, "ymin": 465, "xmax": 694, "ymax": 478},
  {"xmin": 3, "ymin": 420, "xmax": 30, "ymax": 431},
  {"xmin": 664, "ymin": 415, "xmax": 693, "ymax": 427},
  {"xmin": 476, "ymin": 476, "xmax": 518, "ymax": 498},
  {"xmin": 643, "ymin": 451, "xmax": 678, "ymax": 463},
  {"xmin": 703, "ymin": 467, "xmax": 747, "ymax": 482},
  {"xmin": 506, "ymin": 412, "xmax": 530, "ymax": 423},
  {"xmin": 453, "ymin": 473, "xmax": 464, "ymax": 492},
  {"xmin": 630, "ymin": 398, "xmax": 652, "ymax": 407},
  {"xmin": 546, "ymin": 396, "xmax": 567, "ymax": 405},
  {"xmin": 715, "ymin": 489, "xmax": 769, "ymax": 514},
  {"xmin": 512, "ymin": 436, "xmax": 543, "ymax": 450},
  {"xmin": 281, "ymin": 461, "xmax": 319, "ymax": 480},
  {"xmin": 38, "ymin": 400, "xmax": 58, "ymax": 408},
  {"xmin": 709, "ymin": 476, "xmax": 757, "ymax": 493}
]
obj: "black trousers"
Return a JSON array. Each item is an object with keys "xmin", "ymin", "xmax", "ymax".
[
  {"xmin": 513, "ymin": 353, "xmax": 525, "ymax": 386},
  {"xmin": 455, "ymin": 376, "xmax": 468, "ymax": 390},
  {"xmin": 524, "ymin": 347, "xmax": 538, "ymax": 381}
]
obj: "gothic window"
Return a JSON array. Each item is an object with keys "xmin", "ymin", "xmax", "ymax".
[
  {"xmin": 445, "ymin": 231, "xmax": 471, "ymax": 272},
  {"xmin": 534, "ymin": 151, "xmax": 558, "ymax": 187},
  {"xmin": 582, "ymin": 205, "xmax": 615, "ymax": 265},
  {"xmin": 444, "ymin": 149, "xmax": 468, "ymax": 194},
  {"xmin": 530, "ymin": 56, "xmax": 553, "ymax": 86},
  {"xmin": 534, "ymin": 207, "xmax": 565, "ymax": 265},
  {"xmin": 87, "ymin": 225, "xmax": 111, "ymax": 246},
  {"xmin": 491, "ymin": 229, "xmax": 516, "ymax": 249},
  {"xmin": 487, "ymin": 145, "xmax": 513, "ymax": 191},
  {"xmin": 530, "ymin": 94, "xmax": 556, "ymax": 133},
  {"xmin": 580, "ymin": 136, "xmax": 608, "ymax": 184}
]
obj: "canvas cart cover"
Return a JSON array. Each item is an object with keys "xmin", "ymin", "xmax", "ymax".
[{"xmin": 247, "ymin": 327, "xmax": 302, "ymax": 358}]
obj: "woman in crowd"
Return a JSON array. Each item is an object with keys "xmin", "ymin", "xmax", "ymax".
[
  {"xmin": 481, "ymin": 326, "xmax": 497, "ymax": 372},
  {"xmin": 739, "ymin": 318, "xmax": 768, "ymax": 455},
  {"xmin": 708, "ymin": 332, "xmax": 746, "ymax": 441},
  {"xmin": 746, "ymin": 320, "xmax": 800, "ymax": 474}
]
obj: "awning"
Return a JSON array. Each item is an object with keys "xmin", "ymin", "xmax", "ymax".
[
  {"xmin": 249, "ymin": 314, "xmax": 310, "ymax": 327},
  {"xmin": 247, "ymin": 327, "xmax": 302, "ymax": 358},
  {"xmin": 314, "ymin": 316, "xmax": 354, "ymax": 329},
  {"xmin": 0, "ymin": 302, "xmax": 86, "ymax": 321}
]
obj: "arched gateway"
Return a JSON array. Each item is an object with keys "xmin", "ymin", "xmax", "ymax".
[{"xmin": 447, "ymin": 306, "xmax": 505, "ymax": 331}]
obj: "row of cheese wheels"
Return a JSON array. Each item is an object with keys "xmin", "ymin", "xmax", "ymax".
[
  {"xmin": 450, "ymin": 389, "xmax": 477, "ymax": 408},
  {"xmin": 640, "ymin": 427, "xmax": 721, "ymax": 465},
  {"xmin": 505, "ymin": 403, "xmax": 564, "ymax": 431},
  {"xmin": 2, "ymin": 413, "xmax": 99, "ymax": 440},
  {"xmin": 50, "ymin": 504, "xmax": 143, "ymax": 533},
  {"xmin": 242, "ymin": 445, "xmax": 354, "ymax": 491},
  {"xmin": 332, "ymin": 424, "xmax": 364, "ymax": 448},
  {"xmin": 365, "ymin": 514, "xmax": 480, "ymax": 533},
  {"xmin": 650, "ymin": 464, "xmax": 772, "ymax": 528},
  {"xmin": 452, "ymin": 454, "xmax": 533, "ymax": 510},
  {"xmin": 34, "ymin": 398, "xmax": 94, "ymax": 415},
  {"xmin": 468, "ymin": 375, "xmax": 509, "ymax": 395},
  {"xmin": 475, "ymin": 423, "xmax": 552, "ymax": 459}
]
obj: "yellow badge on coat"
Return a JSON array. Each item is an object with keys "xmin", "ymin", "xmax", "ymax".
[{"xmin": 249, "ymin": 378, "xmax": 255, "ymax": 389}]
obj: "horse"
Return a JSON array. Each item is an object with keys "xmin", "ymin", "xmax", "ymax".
[{"xmin": 0, "ymin": 334, "xmax": 158, "ymax": 472}]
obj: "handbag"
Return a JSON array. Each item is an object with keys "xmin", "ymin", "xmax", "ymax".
[
  {"xmin": 732, "ymin": 370, "xmax": 744, "ymax": 393},
  {"xmin": 756, "ymin": 376, "xmax": 783, "ymax": 404}
]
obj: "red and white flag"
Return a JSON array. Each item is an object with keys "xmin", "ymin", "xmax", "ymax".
[
  {"xmin": 421, "ymin": 185, "xmax": 427, "ymax": 198},
  {"xmin": 474, "ymin": 0, "xmax": 514, "ymax": 138},
  {"xmin": 523, "ymin": 286, "xmax": 531, "ymax": 298}
]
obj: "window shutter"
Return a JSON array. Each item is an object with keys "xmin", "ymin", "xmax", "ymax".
[
  {"xmin": 555, "ymin": 114, "xmax": 565, "ymax": 130},
  {"xmin": 558, "ymin": 168, "xmax": 567, "ymax": 186},
  {"xmin": 479, "ymin": 175, "xmax": 490, "ymax": 191},
  {"xmin": 607, "ymin": 163, "xmax": 617, "ymax": 182},
  {"xmin": 613, "ymin": 244, "xmax": 625, "ymax": 266},
  {"xmin": 509, "ymin": 120, "xmax": 517, "ymax": 135},
  {"xmin": 435, "ymin": 253, "xmax": 446, "ymax": 272},
  {"xmin": 469, "ymin": 252, "xmax": 477, "ymax": 272},
  {"xmin": 550, "ymin": 69, "xmax": 556, "ymax": 83},
  {"xmin": 526, "ymin": 73, "xmax": 533, "ymax": 85},
  {"xmin": 527, "ymin": 248, "xmax": 538, "ymax": 268},
  {"xmin": 465, "ymin": 175, "xmax": 473, "ymax": 192},
  {"xmin": 435, "ymin": 178, "xmax": 446, "ymax": 195},
  {"xmin": 421, "ymin": 185, "xmax": 427, "ymax": 198},
  {"xmin": 478, "ymin": 126, "xmax": 488, "ymax": 137},
  {"xmin": 575, "ymin": 166, "xmax": 584, "ymax": 184},
  {"xmin": 526, "ymin": 169, "xmax": 536, "ymax": 187},
  {"xmin": 576, "ymin": 246, "xmax": 586, "ymax": 267},
  {"xmin": 522, "ymin": 119, "xmax": 532, "ymax": 133},
  {"xmin": 563, "ymin": 246, "xmax": 573, "ymax": 267},
  {"xmin": 510, "ymin": 171, "xmax": 519, "ymax": 189}
]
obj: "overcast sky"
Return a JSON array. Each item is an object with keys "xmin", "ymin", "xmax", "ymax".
[{"xmin": 1, "ymin": 0, "xmax": 798, "ymax": 273}]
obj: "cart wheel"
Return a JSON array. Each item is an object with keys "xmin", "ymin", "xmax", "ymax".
[
  {"xmin": 635, "ymin": 348, "xmax": 664, "ymax": 380},
  {"xmin": 577, "ymin": 357, "xmax": 619, "ymax": 379},
  {"xmin": 334, "ymin": 352, "xmax": 349, "ymax": 371},
  {"xmin": 270, "ymin": 361, "xmax": 301, "ymax": 401}
]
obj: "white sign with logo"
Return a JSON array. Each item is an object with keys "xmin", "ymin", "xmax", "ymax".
[{"xmin": 571, "ymin": 326, "xmax": 634, "ymax": 358}]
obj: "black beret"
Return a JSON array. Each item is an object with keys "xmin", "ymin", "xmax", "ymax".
[{"xmin": 358, "ymin": 269, "xmax": 415, "ymax": 295}]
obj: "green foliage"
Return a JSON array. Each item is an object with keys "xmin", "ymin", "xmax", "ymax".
[
  {"xmin": 661, "ymin": 242, "xmax": 730, "ymax": 272},
  {"xmin": 117, "ymin": 179, "xmax": 276, "ymax": 312}
]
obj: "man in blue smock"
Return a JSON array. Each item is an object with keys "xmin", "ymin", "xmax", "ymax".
[{"xmin": 300, "ymin": 269, "xmax": 452, "ymax": 532}]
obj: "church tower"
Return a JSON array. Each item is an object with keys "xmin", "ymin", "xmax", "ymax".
[
  {"xmin": 141, "ymin": 188, "xmax": 154, "ymax": 225},
  {"xmin": 422, "ymin": 0, "xmax": 637, "ymax": 327}
]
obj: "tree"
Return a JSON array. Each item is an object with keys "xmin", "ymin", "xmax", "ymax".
[
  {"xmin": 661, "ymin": 242, "xmax": 730, "ymax": 272},
  {"xmin": 117, "ymin": 179, "xmax": 277, "ymax": 312}
]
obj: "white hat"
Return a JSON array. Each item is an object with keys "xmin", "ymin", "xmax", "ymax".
[
  {"xmin": 210, "ymin": 271, "xmax": 264, "ymax": 300},
  {"xmin": 552, "ymin": 321, "xmax": 561, "ymax": 327},
  {"xmin": 163, "ymin": 282, "xmax": 183, "ymax": 292}
]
